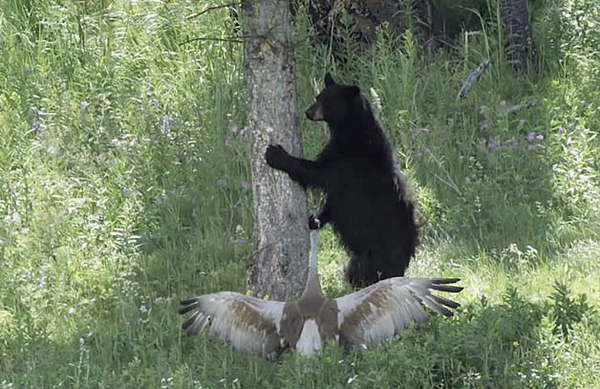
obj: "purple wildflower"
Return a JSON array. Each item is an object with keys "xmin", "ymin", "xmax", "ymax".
[
  {"xmin": 558, "ymin": 127, "xmax": 565, "ymax": 134},
  {"xmin": 80, "ymin": 101, "xmax": 90, "ymax": 109},
  {"xmin": 240, "ymin": 182, "xmax": 251, "ymax": 190},
  {"xmin": 154, "ymin": 296, "xmax": 163, "ymax": 304},
  {"xmin": 489, "ymin": 140, "xmax": 499, "ymax": 151},
  {"xmin": 230, "ymin": 237, "xmax": 245, "ymax": 244},
  {"xmin": 139, "ymin": 305, "xmax": 148, "ymax": 313},
  {"xmin": 518, "ymin": 118, "xmax": 526, "ymax": 126},
  {"xmin": 527, "ymin": 144, "xmax": 536, "ymax": 151},
  {"xmin": 229, "ymin": 125, "xmax": 239, "ymax": 134},
  {"xmin": 237, "ymin": 126, "xmax": 249, "ymax": 137},
  {"xmin": 527, "ymin": 132, "xmax": 536, "ymax": 142},
  {"xmin": 225, "ymin": 135, "xmax": 232, "ymax": 146}
]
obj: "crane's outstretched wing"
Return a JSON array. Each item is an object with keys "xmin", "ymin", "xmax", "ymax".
[
  {"xmin": 179, "ymin": 291, "xmax": 286, "ymax": 360},
  {"xmin": 334, "ymin": 277, "xmax": 462, "ymax": 350}
]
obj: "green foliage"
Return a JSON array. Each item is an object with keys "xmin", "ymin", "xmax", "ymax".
[
  {"xmin": 548, "ymin": 281, "xmax": 595, "ymax": 339},
  {"xmin": 0, "ymin": 0, "xmax": 599, "ymax": 388}
]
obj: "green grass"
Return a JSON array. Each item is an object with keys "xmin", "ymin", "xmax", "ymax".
[{"xmin": 1, "ymin": 0, "xmax": 599, "ymax": 388}]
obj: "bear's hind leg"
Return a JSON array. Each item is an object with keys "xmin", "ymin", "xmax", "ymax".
[{"xmin": 345, "ymin": 250, "xmax": 382, "ymax": 288}]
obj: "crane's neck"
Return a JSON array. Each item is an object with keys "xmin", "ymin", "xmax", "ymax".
[{"xmin": 302, "ymin": 231, "xmax": 323, "ymax": 299}]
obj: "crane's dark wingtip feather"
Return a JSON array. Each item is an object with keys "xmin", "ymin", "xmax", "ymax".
[
  {"xmin": 181, "ymin": 311, "xmax": 200, "ymax": 333},
  {"xmin": 431, "ymin": 285, "xmax": 464, "ymax": 293},
  {"xmin": 422, "ymin": 279, "xmax": 463, "ymax": 317},
  {"xmin": 178, "ymin": 299, "xmax": 199, "ymax": 315},
  {"xmin": 180, "ymin": 298, "xmax": 198, "ymax": 306},
  {"xmin": 429, "ymin": 303, "xmax": 454, "ymax": 317},
  {"xmin": 430, "ymin": 294, "xmax": 461, "ymax": 309},
  {"xmin": 429, "ymin": 278, "xmax": 463, "ymax": 293},
  {"xmin": 431, "ymin": 278, "xmax": 461, "ymax": 284}
]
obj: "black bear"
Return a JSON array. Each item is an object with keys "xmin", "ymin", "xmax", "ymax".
[{"xmin": 265, "ymin": 73, "xmax": 419, "ymax": 288}]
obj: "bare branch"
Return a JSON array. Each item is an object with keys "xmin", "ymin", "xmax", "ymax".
[
  {"xmin": 457, "ymin": 60, "xmax": 490, "ymax": 100},
  {"xmin": 180, "ymin": 36, "xmax": 244, "ymax": 45},
  {"xmin": 185, "ymin": 2, "xmax": 241, "ymax": 20}
]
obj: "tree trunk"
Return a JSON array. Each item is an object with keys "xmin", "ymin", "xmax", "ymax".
[
  {"xmin": 242, "ymin": 0, "xmax": 309, "ymax": 300},
  {"xmin": 500, "ymin": 0, "xmax": 537, "ymax": 72}
]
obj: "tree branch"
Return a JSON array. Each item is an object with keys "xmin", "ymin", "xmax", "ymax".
[
  {"xmin": 185, "ymin": 2, "xmax": 241, "ymax": 20},
  {"xmin": 457, "ymin": 60, "xmax": 490, "ymax": 100},
  {"xmin": 180, "ymin": 36, "xmax": 244, "ymax": 45}
]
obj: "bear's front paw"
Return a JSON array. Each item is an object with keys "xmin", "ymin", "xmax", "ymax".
[
  {"xmin": 265, "ymin": 144, "xmax": 290, "ymax": 170},
  {"xmin": 308, "ymin": 214, "xmax": 322, "ymax": 230}
]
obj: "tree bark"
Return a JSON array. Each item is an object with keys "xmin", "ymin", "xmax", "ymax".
[
  {"xmin": 242, "ymin": 0, "xmax": 309, "ymax": 300},
  {"xmin": 500, "ymin": 0, "xmax": 537, "ymax": 72}
]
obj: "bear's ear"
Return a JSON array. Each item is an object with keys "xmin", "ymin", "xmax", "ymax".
[
  {"xmin": 324, "ymin": 73, "xmax": 336, "ymax": 87},
  {"xmin": 348, "ymin": 85, "xmax": 360, "ymax": 97}
]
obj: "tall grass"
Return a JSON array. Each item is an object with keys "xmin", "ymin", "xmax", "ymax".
[{"xmin": 0, "ymin": 0, "xmax": 599, "ymax": 388}]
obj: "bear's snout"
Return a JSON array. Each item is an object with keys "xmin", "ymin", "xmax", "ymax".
[{"xmin": 305, "ymin": 103, "xmax": 324, "ymax": 121}]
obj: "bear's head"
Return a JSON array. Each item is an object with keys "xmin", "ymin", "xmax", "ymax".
[{"xmin": 305, "ymin": 73, "xmax": 362, "ymax": 125}]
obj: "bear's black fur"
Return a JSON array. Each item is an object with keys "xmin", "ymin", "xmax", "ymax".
[{"xmin": 265, "ymin": 73, "xmax": 419, "ymax": 288}]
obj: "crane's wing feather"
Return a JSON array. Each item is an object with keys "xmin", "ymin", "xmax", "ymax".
[
  {"xmin": 334, "ymin": 277, "xmax": 462, "ymax": 350},
  {"xmin": 179, "ymin": 291, "xmax": 286, "ymax": 360}
]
